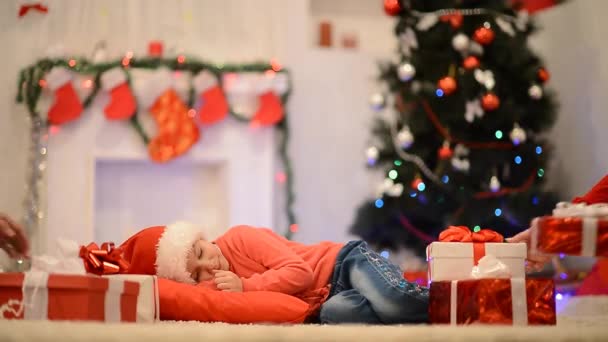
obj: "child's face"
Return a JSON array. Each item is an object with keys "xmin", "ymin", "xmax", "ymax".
[{"xmin": 186, "ymin": 239, "xmax": 230, "ymax": 283}]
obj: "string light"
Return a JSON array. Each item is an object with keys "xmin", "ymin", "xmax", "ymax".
[
  {"xmin": 410, "ymin": 191, "xmax": 417, "ymax": 198},
  {"xmin": 417, "ymin": 182, "xmax": 426, "ymax": 191},
  {"xmin": 442, "ymin": 175, "xmax": 449, "ymax": 183},
  {"xmin": 394, "ymin": 160, "xmax": 402, "ymax": 166},
  {"xmin": 559, "ymin": 272, "xmax": 568, "ymax": 280},
  {"xmin": 555, "ymin": 293, "xmax": 563, "ymax": 301},
  {"xmin": 68, "ymin": 59, "xmax": 76, "ymax": 68},
  {"xmin": 187, "ymin": 109, "xmax": 196, "ymax": 118},
  {"xmin": 177, "ymin": 55, "xmax": 186, "ymax": 64},
  {"xmin": 435, "ymin": 89, "xmax": 444, "ymax": 97},
  {"xmin": 559, "ymin": 253, "xmax": 565, "ymax": 259},
  {"xmin": 380, "ymin": 250, "xmax": 390, "ymax": 259},
  {"xmin": 532, "ymin": 196, "xmax": 539, "ymax": 205},
  {"xmin": 289, "ymin": 224, "xmax": 299, "ymax": 233},
  {"xmin": 536, "ymin": 146, "xmax": 543, "ymax": 154},
  {"xmin": 38, "ymin": 79, "xmax": 47, "ymax": 88},
  {"xmin": 494, "ymin": 208, "xmax": 502, "ymax": 216},
  {"xmin": 82, "ymin": 79, "xmax": 93, "ymax": 89},
  {"xmin": 473, "ymin": 225, "xmax": 481, "ymax": 232},
  {"xmin": 388, "ymin": 170, "xmax": 398, "ymax": 180},
  {"xmin": 270, "ymin": 58, "xmax": 282, "ymax": 72},
  {"xmin": 275, "ymin": 171, "xmax": 287, "ymax": 184},
  {"xmin": 495, "ymin": 130, "xmax": 503, "ymax": 139},
  {"xmin": 514, "ymin": 155, "xmax": 522, "ymax": 164},
  {"xmin": 375, "ymin": 199, "xmax": 384, "ymax": 208},
  {"xmin": 537, "ymin": 168, "xmax": 545, "ymax": 177}
]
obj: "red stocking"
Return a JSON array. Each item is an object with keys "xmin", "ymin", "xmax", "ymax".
[
  {"xmin": 101, "ymin": 67, "xmax": 136, "ymax": 120},
  {"xmin": 46, "ymin": 67, "xmax": 82, "ymax": 125},
  {"xmin": 193, "ymin": 70, "xmax": 228, "ymax": 125}
]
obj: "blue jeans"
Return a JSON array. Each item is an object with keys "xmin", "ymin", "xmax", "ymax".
[{"xmin": 319, "ymin": 241, "xmax": 429, "ymax": 324}]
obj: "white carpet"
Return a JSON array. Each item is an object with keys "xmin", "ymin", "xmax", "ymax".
[{"xmin": 0, "ymin": 297, "xmax": 607, "ymax": 342}]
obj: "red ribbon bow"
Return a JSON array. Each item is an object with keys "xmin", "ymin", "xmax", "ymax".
[
  {"xmin": 18, "ymin": 3, "xmax": 49, "ymax": 18},
  {"xmin": 79, "ymin": 242, "xmax": 130, "ymax": 275},
  {"xmin": 439, "ymin": 226, "xmax": 504, "ymax": 264}
]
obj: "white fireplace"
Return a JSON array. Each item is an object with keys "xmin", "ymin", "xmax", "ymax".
[{"xmin": 41, "ymin": 77, "xmax": 276, "ymax": 252}]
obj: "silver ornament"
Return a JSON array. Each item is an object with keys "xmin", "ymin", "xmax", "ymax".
[
  {"xmin": 452, "ymin": 33, "xmax": 470, "ymax": 52},
  {"xmin": 489, "ymin": 176, "xmax": 501, "ymax": 192},
  {"xmin": 396, "ymin": 127, "xmax": 414, "ymax": 149},
  {"xmin": 397, "ymin": 62, "xmax": 416, "ymax": 82},
  {"xmin": 366, "ymin": 146, "xmax": 380, "ymax": 165},
  {"xmin": 528, "ymin": 84, "xmax": 543, "ymax": 99},
  {"xmin": 369, "ymin": 93, "xmax": 385, "ymax": 111},
  {"xmin": 510, "ymin": 125, "xmax": 527, "ymax": 145}
]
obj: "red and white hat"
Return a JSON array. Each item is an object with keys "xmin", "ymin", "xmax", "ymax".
[{"xmin": 119, "ymin": 221, "xmax": 204, "ymax": 284}]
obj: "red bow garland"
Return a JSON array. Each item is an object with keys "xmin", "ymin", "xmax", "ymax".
[
  {"xmin": 18, "ymin": 3, "xmax": 48, "ymax": 18},
  {"xmin": 79, "ymin": 242, "xmax": 130, "ymax": 275},
  {"xmin": 439, "ymin": 226, "xmax": 504, "ymax": 264}
]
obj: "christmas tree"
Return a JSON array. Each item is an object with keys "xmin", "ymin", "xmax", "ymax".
[{"xmin": 350, "ymin": 0, "xmax": 560, "ymax": 258}]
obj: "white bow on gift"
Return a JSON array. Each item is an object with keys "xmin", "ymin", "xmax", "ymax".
[{"xmin": 31, "ymin": 238, "xmax": 87, "ymax": 275}]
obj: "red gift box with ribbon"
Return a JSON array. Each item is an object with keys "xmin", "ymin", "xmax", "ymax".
[
  {"xmin": 0, "ymin": 273, "xmax": 138, "ymax": 322},
  {"xmin": 427, "ymin": 226, "xmax": 526, "ymax": 281},
  {"xmin": 429, "ymin": 278, "xmax": 556, "ymax": 325},
  {"xmin": 531, "ymin": 202, "xmax": 608, "ymax": 257}
]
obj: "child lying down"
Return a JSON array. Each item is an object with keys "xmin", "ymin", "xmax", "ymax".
[{"xmin": 118, "ymin": 221, "xmax": 542, "ymax": 324}]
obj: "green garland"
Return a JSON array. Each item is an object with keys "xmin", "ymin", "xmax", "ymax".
[{"xmin": 16, "ymin": 56, "xmax": 297, "ymax": 239}]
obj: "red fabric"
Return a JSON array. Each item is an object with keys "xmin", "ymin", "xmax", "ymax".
[
  {"xmin": 0, "ymin": 273, "xmax": 138, "ymax": 321},
  {"xmin": 47, "ymin": 83, "xmax": 83, "ymax": 125},
  {"xmin": 214, "ymin": 226, "xmax": 343, "ymax": 306},
  {"xmin": 572, "ymin": 175, "xmax": 608, "ymax": 205},
  {"xmin": 104, "ymin": 83, "xmax": 136, "ymax": 120},
  {"xmin": 429, "ymin": 278, "xmax": 556, "ymax": 325},
  {"xmin": 157, "ymin": 277, "xmax": 315, "ymax": 323},
  {"xmin": 197, "ymin": 85, "xmax": 228, "ymax": 125},
  {"xmin": 438, "ymin": 226, "xmax": 504, "ymax": 264},
  {"xmin": 512, "ymin": 0, "xmax": 557, "ymax": 14},
  {"xmin": 250, "ymin": 91, "xmax": 284, "ymax": 126}
]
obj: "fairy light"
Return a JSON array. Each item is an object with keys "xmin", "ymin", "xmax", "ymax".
[
  {"xmin": 82, "ymin": 79, "xmax": 93, "ymax": 89},
  {"xmin": 417, "ymin": 182, "xmax": 426, "ymax": 191},
  {"xmin": 275, "ymin": 171, "xmax": 287, "ymax": 184},
  {"xmin": 494, "ymin": 208, "xmax": 502, "ymax": 216},
  {"xmin": 435, "ymin": 89, "xmax": 444, "ymax": 97},
  {"xmin": 442, "ymin": 175, "xmax": 449, "ymax": 183},
  {"xmin": 38, "ymin": 79, "xmax": 47, "ymax": 88},
  {"xmin": 394, "ymin": 160, "xmax": 402, "ymax": 166},
  {"xmin": 187, "ymin": 109, "xmax": 196, "ymax": 118},
  {"xmin": 495, "ymin": 130, "xmax": 503, "ymax": 139},
  {"xmin": 536, "ymin": 146, "xmax": 543, "ymax": 155},
  {"xmin": 514, "ymin": 155, "xmax": 522, "ymax": 164},
  {"xmin": 388, "ymin": 170, "xmax": 398, "ymax": 180},
  {"xmin": 68, "ymin": 59, "xmax": 77, "ymax": 68},
  {"xmin": 380, "ymin": 250, "xmax": 390, "ymax": 259},
  {"xmin": 473, "ymin": 225, "xmax": 481, "ymax": 232},
  {"xmin": 270, "ymin": 58, "xmax": 282, "ymax": 72},
  {"xmin": 177, "ymin": 55, "xmax": 186, "ymax": 64},
  {"xmin": 537, "ymin": 168, "xmax": 545, "ymax": 177},
  {"xmin": 375, "ymin": 199, "xmax": 384, "ymax": 208},
  {"xmin": 289, "ymin": 224, "xmax": 299, "ymax": 233}
]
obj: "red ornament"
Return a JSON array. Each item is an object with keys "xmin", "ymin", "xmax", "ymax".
[
  {"xmin": 463, "ymin": 56, "xmax": 480, "ymax": 70},
  {"xmin": 438, "ymin": 77, "xmax": 458, "ymax": 95},
  {"xmin": 438, "ymin": 142, "xmax": 453, "ymax": 159},
  {"xmin": 473, "ymin": 27, "xmax": 495, "ymax": 45},
  {"xmin": 411, "ymin": 177, "xmax": 424, "ymax": 190},
  {"xmin": 440, "ymin": 12, "xmax": 463, "ymax": 29},
  {"xmin": 384, "ymin": 0, "xmax": 402, "ymax": 16},
  {"xmin": 538, "ymin": 67, "xmax": 550, "ymax": 83},
  {"xmin": 481, "ymin": 93, "xmax": 500, "ymax": 111}
]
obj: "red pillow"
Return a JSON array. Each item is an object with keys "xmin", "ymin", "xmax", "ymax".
[{"xmin": 158, "ymin": 278, "xmax": 313, "ymax": 323}]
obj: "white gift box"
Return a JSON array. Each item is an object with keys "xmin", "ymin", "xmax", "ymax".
[
  {"xmin": 426, "ymin": 242, "xmax": 526, "ymax": 281},
  {"xmin": 103, "ymin": 275, "xmax": 159, "ymax": 322}
]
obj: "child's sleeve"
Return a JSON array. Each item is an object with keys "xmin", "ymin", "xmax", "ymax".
[{"xmin": 230, "ymin": 226, "xmax": 314, "ymax": 295}]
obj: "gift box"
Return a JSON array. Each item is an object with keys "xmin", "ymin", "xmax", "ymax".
[
  {"xmin": 103, "ymin": 274, "xmax": 159, "ymax": 322},
  {"xmin": 429, "ymin": 278, "xmax": 556, "ymax": 325},
  {"xmin": 0, "ymin": 272, "xmax": 138, "ymax": 322},
  {"xmin": 427, "ymin": 226, "xmax": 526, "ymax": 281},
  {"xmin": 531, "ymin": 202, "xmax": 608, "ymax": 257}
]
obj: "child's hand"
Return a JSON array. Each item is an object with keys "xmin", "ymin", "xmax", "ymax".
[
  {"xmin": 213, "ymin": 270, "xmax": 243, "ymax": 292},
  {"xmin": 506, "ymin": 227, "xmax": 552, "ymax": 273}
]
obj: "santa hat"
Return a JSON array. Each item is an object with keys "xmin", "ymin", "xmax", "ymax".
[{"xmin": 119, "ymin": 221, "xmax": 204, "ymax": 284}]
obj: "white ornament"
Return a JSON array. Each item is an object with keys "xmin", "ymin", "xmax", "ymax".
[
  {"xmin": 369, "ymin": 93, "xmax": 385, "ymax": 111},
  {"xmin": 399, "ymin": 28, "xmax": 419, "ymax": 56},
  {"xmin": 366, "ymin": 146, "xmax": 380, "ymax": 165},
  {"xmin": 510, "ymin": 124, "xmax": 527, "ymax": 145},
  {"xmin": 397, "ymin": 62, "xmax": 416, "ymax": 81},
  {"xmin": 451, "ymin": 144, "xmax": 470, "ymax": 172},
  {"xmin": 495, "ymin": 17, "xmax": 516, "ymax": 37},
  {"xmin": 416, "ymin": 14, "xmax": 439, "ymax": 31},
  {"xmin": 489, "ymin": 176, "xmax": 501, "ymax": 192},
  {"xmin": 377, "ymin": 178, "xmax": 404, "ymax": 198},
  {"xmin": 396, "ymin": 127, "xmax": 414, "ymax": 149},
  {"xmin": 465, "ymin": 99, "xmax": 484, "ymax": 123},
  {"xmin": 515, "ymin": 11, "xmax": 529, "ymax": 31},
  {"xmin": 474, "ymin": 69, "xmax": 495, "ymax": 90},
  {"xmin": 451, "ymin": 158, "xmax": 470, "ymax": 172},
  {"xmin": 528, "ymin": 84, "xmax": 543, "ymax": 99},
  {"xmin": 452, "ymin": 34, "xmax": 470, "ymax": 52},
  {"xmin": 469, "ymin": 41, "xmax": 484, "ymax": 55}
]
